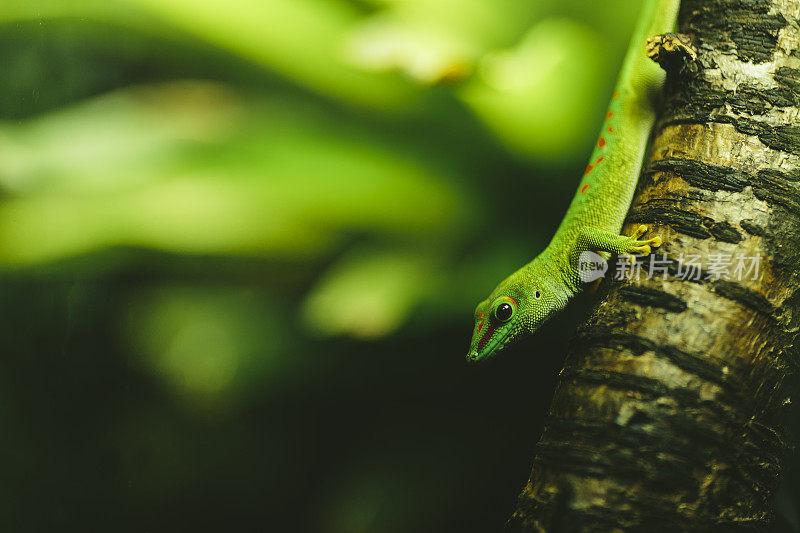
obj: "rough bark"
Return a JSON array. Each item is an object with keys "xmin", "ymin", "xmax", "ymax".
[{"xmin": 509, "ymin": 0, "xmax": 800, "ymax": 530}]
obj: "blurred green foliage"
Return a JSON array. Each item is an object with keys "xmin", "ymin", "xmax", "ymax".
[{"xmin": 1, "ymin": 1, "xmax": 797, "ymax": 531}]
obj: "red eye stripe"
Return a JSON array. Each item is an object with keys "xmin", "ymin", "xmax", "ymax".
[
  {"xmin": 477, "ymin": 323, "xmax": 498, "ymax": 351},
  {"xmin": 503, "ymin": 296, "xmax": 518, "ymax": 307},
  {"xmin": 476, "ymin": 320, "xmax": 485, "ymax": 335}
]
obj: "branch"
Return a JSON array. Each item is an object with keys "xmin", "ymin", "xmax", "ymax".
[{"xmin": 509, "ymin": 0, "xmax": 800, "ymax": 529}]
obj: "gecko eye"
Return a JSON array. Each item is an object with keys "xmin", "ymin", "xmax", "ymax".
[{"xmin": 495, "ymin": 302, "xmax": 513, "ymax": 322}]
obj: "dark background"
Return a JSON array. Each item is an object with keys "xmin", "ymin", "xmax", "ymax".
[{"xmin": 0, "ymin": 1, "xmax": 797, "ymax": 531}]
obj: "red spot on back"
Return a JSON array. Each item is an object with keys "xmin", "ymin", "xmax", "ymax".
[
  {"xmin": 598, "ymin": 136, "xmax": 606, "ymax": 148},
  {"xmin": 580, "ymin": 183, "xmax": 590, "ymax": 194},
  {"xmin": 608, "ymin": 125, "xmax": 615, "ymax": 134},
  {"xmin": 584, "ymin": 155, "xmax": 605, "ymax": 176},
  {"xmin": 605, "ymin": 110, "xmax": 614, "ymax": 120},
  {"xmin": 612, "ymin": 90, "xmax": 619, "ymax": 99}
]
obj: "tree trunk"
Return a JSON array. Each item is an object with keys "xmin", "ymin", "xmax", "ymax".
[{"xmin": 509, "ymin": 0, "xmax": 800, "ymax": 530}]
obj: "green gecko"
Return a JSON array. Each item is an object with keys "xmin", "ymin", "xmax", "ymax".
[{"xmin": 467, "ymin": 0, "xmax": 680, "ymax": 362}]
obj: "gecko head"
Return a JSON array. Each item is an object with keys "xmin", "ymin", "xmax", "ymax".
[{"xmin": 466, "ymin": 263, "xmax": 568, "ymax": 363}]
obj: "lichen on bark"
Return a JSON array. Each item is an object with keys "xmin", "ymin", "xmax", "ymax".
[{"xmin": 509, "ymin": 1, "xmax": 800, "ymax": 530}]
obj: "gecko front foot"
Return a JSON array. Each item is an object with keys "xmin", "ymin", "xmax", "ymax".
[
  {"xmin": 622, "ymin": 224, "xmax": 662, "ymax": 261},
  {"xmin": 574, "ymin": 225, "xmax": 664, "ymax": 268}
]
